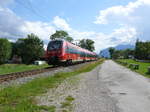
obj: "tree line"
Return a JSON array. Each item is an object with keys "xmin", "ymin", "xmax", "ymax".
[
  {"xmin": 0, "ymin": 33, "xmax": 44, "ymax": 64},
  {"xmin": 109, "ymin": 40, "xmax": 150, "ymax": 60},
  {"xmin": 0, "ymin": 30, "xmax": 95, "ymax": 64}
]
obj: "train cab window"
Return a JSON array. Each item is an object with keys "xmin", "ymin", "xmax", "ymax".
[{"xmin": 47, "ymin": 41, "xmax": 62, "ymax": 51}]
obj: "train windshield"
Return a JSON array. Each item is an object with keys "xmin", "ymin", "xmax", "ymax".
[{"xmin": 47, "ymin": 41, "xmax": 62, "ymax": 51}]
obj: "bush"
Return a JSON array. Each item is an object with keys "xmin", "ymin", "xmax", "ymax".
[{"xmin": 0, "ymin": 38, "xmax": 11, "ymax": 64}]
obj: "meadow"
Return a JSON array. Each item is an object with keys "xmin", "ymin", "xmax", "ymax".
[
  {"xmin": 117, "ymin": 59, "xmax": 150, "ymax": 78},
  {"xmin": 0, "ymin": 64, "xmax": 50, "ymax": 75}
]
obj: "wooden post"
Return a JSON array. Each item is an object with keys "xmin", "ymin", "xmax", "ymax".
[{"xmin": 148, "ymin": 67, "xmax": 150, "ymax": 74}]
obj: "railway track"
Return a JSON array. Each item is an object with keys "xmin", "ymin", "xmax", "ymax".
[
  {"xmin": 0, "ymin": 61, "xmax": 95, "ymax": 84},
  {"xmin": 0, "ymin": 66, "xmax": 61, "ymax": 83}
]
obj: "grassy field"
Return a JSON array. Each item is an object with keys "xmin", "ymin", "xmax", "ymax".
[
  {"xmin": 117, "ymin": 59, "xmax": 150, "ymax": 77},
  {"xmin": 0, "ymin": 59, "xmax": 104, "ymax": 112},
  {"xmin": 0, "ymin": 64, "xmax": 50, "ymax": 75}
]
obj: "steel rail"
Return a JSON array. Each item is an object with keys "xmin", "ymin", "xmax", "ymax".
[{"xmin": 0, "ymin": 66, "xmax": 61, "ymax": 83}]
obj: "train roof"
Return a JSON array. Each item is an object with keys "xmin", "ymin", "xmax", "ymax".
[{"xmin": 64, "ymin": 40, "xmax": 97, "ymax": 55}]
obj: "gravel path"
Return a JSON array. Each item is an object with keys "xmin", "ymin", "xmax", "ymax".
[
  {"xmin": 74, "ymin": 60, "xmax": 150, "ymax": 112},
  {"xmin": 100, "ymin": 60, "xmax": 150, "ymax": 112},
  {"xmin": 74, "ymin": 62, "xmax": 118, "ymax": 112}
]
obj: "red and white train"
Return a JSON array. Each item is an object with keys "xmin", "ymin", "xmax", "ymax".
[{"xmin": 44, "ymin": 39, "xmax": 98, "ymax": 65}]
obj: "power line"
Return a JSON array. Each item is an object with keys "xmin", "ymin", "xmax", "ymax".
[
  {"xmin": 26, "ymin": 0, "xmax": 49, "ymax": 20},
  {"xmin": 15, "ymin": 0, "xmax": 49, "ymax": 21}
]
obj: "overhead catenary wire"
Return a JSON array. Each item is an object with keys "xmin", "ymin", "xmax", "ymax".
[
  {"xmin": 15, "ymin": 0, "xmax": 49, "ymax": 21},
  {"xmin": 26, "ymin": 0, "xmax": 50, "ymax": 20}
]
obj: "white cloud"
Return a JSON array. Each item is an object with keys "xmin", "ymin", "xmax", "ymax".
[
  {"xmin": 110, "ymin": 26, "xmax": 137, "ymax": 43},
  {"xmin": 0, "ymin": 2, "xmax": 138, "ymax": 53},
  {"xmin": 21, "ymin": 21, "xmax": 56, "ymax": 41},
  {"xmin": 53, "ymin": 16, "xmax": 71, "ymax": 31},
  {"xmin": 0, "ymin": 7, "xmax": 25, "ymax": 40},
  {"xmin": 94, "ymin": 0, "xmax": 150, "ymax": 47},
  {"xmin": 94, "ymin": 0, "xmax": 150, "ymax": 25},
  {"xmin": 0, "ymin": 6, "xmax": 56, "ymax": 41},
  {"xmin": 80, "ymin": 26, "xmax": 137, "ymax": 52}
]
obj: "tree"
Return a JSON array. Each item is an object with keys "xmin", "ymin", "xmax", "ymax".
[
  {"xmin": 11, "ymin": 38, "xmax": 25, "ymax": 58},
  {"xmin": 13, "ymin": 33, "xmax": 44, "ymax": 64},
  {"xmin": 108, "ymin": 48, "xmax": 134, "ymax": 59},
  {"xmin": 122, "ymin": 49, "xmax": 134, "ymax": 59},
  {"xmin": 0, "ymin": 38, "xmax": 11, "ymax": 64},
  {"xmin": 134, "ymin": 40, "xmax": 150, "ymax": 60},
  {"xmin": 112, "ymin": 50, "xmax": 121, "ymax": 59},
  {"xmin": 50, "ymin": 30, "xmax": 73, "ymax": 42},
  {"xmin": 78, "ymin": 39, "xmax": 95, "ymax": 51},
  {"xmin": 66, "ymin": 36, "xmax": 73, "ymax": 42},
  {"xmin": 109, "ymin": 47, "xmax": 115, "ymax": 59},
  {"xmin": 23, "ymin": 33, "xmax": 44, "ymax": 64}
]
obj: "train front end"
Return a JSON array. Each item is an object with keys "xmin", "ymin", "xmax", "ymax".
[{"xmin": 45, "ymin": 40, "xmax": 64, "ymax": 65}]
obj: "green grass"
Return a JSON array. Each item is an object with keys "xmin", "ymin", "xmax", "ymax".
[
  {"xmin": 117, "ymin": 59, "xmax": 150, "ymax": 77},
  {"xmin": 61, "ymin": 95, "xmax": 75, "ymax": 111},
  {"xmin": 65, "ymin": 96, "xmax": 75, "ymax": 102},
  {"xmin": 0, "ymin": 64, "xmax": 50, "ymax": 75},
  {"xmin": 61, "ymin": 101, "xmax": 72, "ymax": 108},
  {"xmin": 0, "ymin": 59, "xmax": 104, "ymax": 112},
  {"xmin": 38, "ymin": 105, "xmax": 56, "ymax": 112}
]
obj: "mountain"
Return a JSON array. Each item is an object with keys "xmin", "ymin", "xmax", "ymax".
[
  {"xmin": 115, "ymin": 44, "xmax": 135, "ymax": 50},
  {"xmin": 99, "ymin": 44, "xmax": 135, "ymax": 58}
]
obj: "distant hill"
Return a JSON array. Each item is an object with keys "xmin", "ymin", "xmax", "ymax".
[{"xmin": 99, "ymin": 44, "xmax": 135, "ymax": 58}]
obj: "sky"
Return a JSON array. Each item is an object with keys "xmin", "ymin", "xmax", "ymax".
[{"xmin": 0, "ymin": 0, "xmax": 150, "ymax": 53}]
